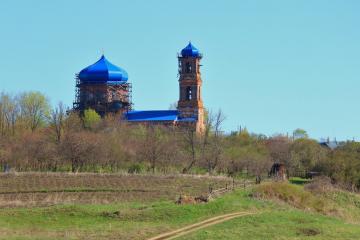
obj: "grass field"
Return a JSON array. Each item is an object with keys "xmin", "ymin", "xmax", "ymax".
[
  {"xmin": 177, "ymin": 210, "xmax": 360, "ymax": 240},
  {"xmin": 0, "ymin": 190, "xmax": 260, "ymax": 240},
  {"xmin": 0, "ymin": 174, "xmax": 359, "ymax": 240}
]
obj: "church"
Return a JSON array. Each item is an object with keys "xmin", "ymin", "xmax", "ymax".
[{"xmin": 73, "ymin": 43, "xmax": 205, "ymax": 133}]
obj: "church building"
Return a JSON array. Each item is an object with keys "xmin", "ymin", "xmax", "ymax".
[{"xmin": 73, "ymin": 42, "xmax": 205, "ymax": 133}]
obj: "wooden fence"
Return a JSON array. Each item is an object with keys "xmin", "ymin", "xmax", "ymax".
[{"xmin": 208, "ymin": 179, "xmax": 256, "ymax": 199}]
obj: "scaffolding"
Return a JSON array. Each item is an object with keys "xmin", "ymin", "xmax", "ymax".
[{"xmin": 73, "ymin": 74, "xmax": 133, "ymax": 116}]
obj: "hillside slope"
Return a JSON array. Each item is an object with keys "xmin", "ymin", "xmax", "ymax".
[{"xmin": 0, "ymin": 179, "xmax": 359, "ymax": 239}]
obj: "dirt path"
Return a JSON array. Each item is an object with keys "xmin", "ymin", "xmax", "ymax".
[{"xmin": 147, "ymin": 211, "xmax": 256, "ymax": 240}]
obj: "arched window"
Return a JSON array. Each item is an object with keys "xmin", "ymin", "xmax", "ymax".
[
  {"xmin": 186, "ymin": 86, "xmax": 192, "ymax": 100},
  {"xmin": 185, "ymin": 62, "xmax": 192, "ymax": 73}
]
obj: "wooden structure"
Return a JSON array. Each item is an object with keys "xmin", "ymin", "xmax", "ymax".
[{"xmin": 269, "ymin": 163, "xmax": 287, "ymax": 181}]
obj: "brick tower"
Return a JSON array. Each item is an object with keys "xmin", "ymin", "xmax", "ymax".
[{"xmin": 177, "ymin": 42, "xmax": 205, "ymax": 133}]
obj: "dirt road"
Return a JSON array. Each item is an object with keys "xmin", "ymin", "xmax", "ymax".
[{"xmin": 147, "ymin": 211, "xmax": 256, "ymax": 240}]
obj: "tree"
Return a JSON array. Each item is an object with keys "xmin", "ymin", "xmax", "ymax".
[
  {"xmin": 201, "ymin": 109, "xmax": 226, "ymax": 174},
  {"xmin": 225, "ymin": 129, "xmax": 271, "ymax": 179},
  {"xmin": 0, "ymin": 92, "xmax": 19, "ymax": 136},
  {"xmin": 181, "ymin": 126, "xmax": 199, "ymax": 173},
  {"xmin": 137, "ymin": 125, "xmax": 168, "ymax": 173},
  {"xmin": 320, "ymin": 142, "xmax": 360, "ymax": 191},
  {"xmin": 82, "ymin": 109, "xmax": 101, "ymax": 130},
  {"xmin": 64, "ymin": 112, "xmax": 83, "ymax": 132},
  {"xmin": 61, "ymin": 131, "xmax": 101, "ymax": 172},
  {"xmin": 50, "ymin": 102, "xmax": 66, "ymax": 142},
  {"xmin": 293, "ymin": 128, "xmax": 308, "ymax": 140},
  {"xmin": 265, "ymin": 135, "xmax": 291, "ymax": 165},
  {"xmin": 289, "ymin": 138, "xmax": 326, "ymax": 175},
  {"xmin": 19, "ymin": 91, "xmax": 50, "ymax": 132}
]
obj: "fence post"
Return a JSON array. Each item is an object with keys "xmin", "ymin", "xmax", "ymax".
[{"xmin": 232, "ymin": 177, "xmax": 235, "ymax": 191}]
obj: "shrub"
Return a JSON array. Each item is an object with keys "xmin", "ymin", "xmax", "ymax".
[
  {"xmin": 251, "ymin": 182, "xmax": 333, "ymax": 214},
  {"xmin": 128, "ymin": 163, "xmax": 144, "ymax": 174}
]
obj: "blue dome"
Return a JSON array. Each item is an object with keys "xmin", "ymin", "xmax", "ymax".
[
  {"xmin": 78, "ymin": 55, "xmax": 128, "ymax": 83},
  {"xmin": 181, "ymin": 42, "xmax": 200, "ymax": 57}
]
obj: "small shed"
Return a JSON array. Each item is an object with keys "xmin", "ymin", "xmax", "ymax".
[{"xmin": 269, "ymin": 163, "xmax": 287, "ymax": 181}]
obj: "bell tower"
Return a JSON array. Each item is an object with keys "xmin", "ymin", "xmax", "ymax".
[{"xmin": 177, "ymin": 42, "xmax": 205, "ymax": 133}]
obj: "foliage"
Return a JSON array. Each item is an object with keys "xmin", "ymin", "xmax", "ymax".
[
  {"xmin": 1, "ymin": 91, "xmax": 360, "ymax": 191},
  {"xmin": 289, "ymin": 138, "xmax": 326, "ymax": 174},
  {"xmin": 19, "ymin": 91, "xmax": 51, "ymax": 132},
  {"xmin": 0, "ymin": 91, "xmax": 50, "ymax": 134},
  {"xmin": 82, "ymin": 108, "xmax": 101, "ymax": 129},
  {"xmin": 317, "ymin": 142, "xmax": 360, "ymax": 191},
  {"xmin": 224, "ymin": 129, "xmax": 272, "ymax": 178},
  {"xmin": 128, "ymin": 163, "xmax": 145, "ymax": 174},
  {"xmin": 293, "ymin": 128, "xmax": 308, "ymax": 139}
]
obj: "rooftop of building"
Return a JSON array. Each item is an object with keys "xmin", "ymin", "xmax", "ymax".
[
  {"xmin": 78, "ymin": 55, "xmax": 128, "ymax": 84},
  {"xmin": 181, "ymin": 42, "xmax": 201, "ymax": 58},
  {"xmin": 125, "ymin": 110, "xmax": 197, "ymax": 122},
  {"xmin": 319, "ymin": 139, "xmax": 345, "ymax": 150}
]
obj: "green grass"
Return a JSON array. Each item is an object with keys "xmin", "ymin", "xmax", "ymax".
[
  {"xmin": 0, "ymin": 190, "xmax": 263, "ymax": 240},
  {"xmin": 177, "ymin": 210, "xmax": 360, "ymax": 240},
  {"xmin": 289, "ymin": 177, "xmax": 312, "ymax": 185},
  {"xmin": 0, "ymin": 182, "xmax": 359, "ymax": 239},
  {"xmin": 178, "ymin": 183, "xmax": 360, "ymax": 240}
]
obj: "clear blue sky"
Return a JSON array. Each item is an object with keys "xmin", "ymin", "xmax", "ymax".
[{"xmin": 1, "ymin": 0, "xmax": 359, "ymax": 140}]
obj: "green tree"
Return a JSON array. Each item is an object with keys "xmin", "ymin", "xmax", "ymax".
[
  {"xmin": 82, "ymin": 109, "xmax": 101, "ymax": 130},
  {"xmin": 293, "ymin": 128, "xmax": 308, "ymax": 139},
  {"xmin": 322, "ymin": 142, "xmax": 360, "ymax": 191},
  {"xmin": 289, "ymin": 138, "xmax": 326, "ymax": 174},
  {"xmin": 225, "ymin": 130, "xmax": 271, "ymax": 178},
  {"xmin": 19, "ymin": 91, "xmax": 50, "ymax": 132}
]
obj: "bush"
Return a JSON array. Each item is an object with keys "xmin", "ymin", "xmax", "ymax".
[
  {"xmin": 304, "ymin": 176, "xmax": 334, "ymax": 193},
  {"xmin": 128, "ymin": 163, "xmax": 144, "ymax": 174},
  {"xmin": 251, "ymin": 182, "xmax": 333, "ymax": 214}
]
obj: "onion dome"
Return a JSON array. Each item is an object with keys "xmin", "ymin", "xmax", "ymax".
[
  {"xmin": 78, "ymin": 55, "xmax": 128, "ymax": 83},
  {"xmin": 181, "ymin": 42, "xmax": 200, "ymax": 57}
]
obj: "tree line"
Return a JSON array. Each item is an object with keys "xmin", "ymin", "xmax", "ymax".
[{"xmin": 0, "ymin": 91, "xmax": 359, "ymax": 191}]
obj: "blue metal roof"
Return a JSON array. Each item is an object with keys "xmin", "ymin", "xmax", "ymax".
[
  {"xmin": 177, "ymin": 117, "xmax": 197, "ymax": 122},
  {"xmin": 125, "ymin": 110, "xmax": 179, "ymax": 122},
  {"xmin": 319, "ymin": 140, "xmax": 343, "ymax": 150},
  {"xmin": 181, "ymin": 42, "xmax": 200, "ymax": 57},
  {"xmin": 124, "ymin": 110, "xmax": 198, "ymax": 123},
  {"xmin": 78, "ymin": 55, "xmax": 128, "ymax": 84}
]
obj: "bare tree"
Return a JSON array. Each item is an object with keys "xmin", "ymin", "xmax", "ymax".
[
  {"xmin": 182, "ymin": 126, "xmax": 198, "ymax": 173},
  {"xmin": 0, "ymin": 93, "xmax": 19, "ymax": 136},
  {"xmin": 50, "ymin": 102, "xmax": 66, "ymax": 142},
  {"xmin": 200, "ymin": 109, "xmax": 226, "ymax": 174},
  {"xmin": 138, "ymin": 125, "xmax": 167, "ymax": 173},
  {"xmin": 61, "ymin": 132, "xmax": 101, "ymax": 172}
]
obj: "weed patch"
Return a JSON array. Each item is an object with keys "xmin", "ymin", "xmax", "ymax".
[{"xmin": 297, "ymin": 227, "xmax": 321, "ymax": 236}]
